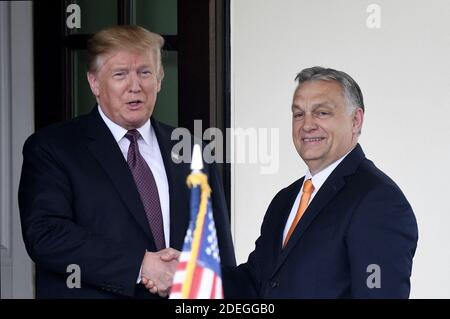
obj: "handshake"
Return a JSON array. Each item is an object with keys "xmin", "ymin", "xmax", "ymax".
[{"xmin": 140, "ymin": 248, "xmax": 181, "ymax": 298}]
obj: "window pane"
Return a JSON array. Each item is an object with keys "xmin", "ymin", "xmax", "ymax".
[
  {"xmin": 66, "ymin": 0, "xmax": 118, "ymax": 35},
  {"xmin": 153, "ymin": 51, "xmax": 178, "ymax": 126},
  {"xmin": 72, "ymin": 50, "xmax": 96, "ymax": 116},
  {"xmin": 134, "ymin": 0, "xmax": 177, "ymax": 35}
]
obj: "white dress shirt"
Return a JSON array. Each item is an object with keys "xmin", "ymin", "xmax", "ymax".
[
  {"xmin": 282, "ymin": 148, "xmax": 355, "ymax": 244},
  {"xmin": 98, "ymin": 105, "xmax": 170, "ymax": 248}
]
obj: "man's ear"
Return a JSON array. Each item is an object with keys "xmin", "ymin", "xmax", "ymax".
[
  {"xmin": 156, "ymin": 78, "xmax": 161, "ymax": 93},
  {"xmin": 87, "ymin": 72, "xmax": 100, "ymax": 97},
  {"xmin": 352, "ymin": 107, "xmax": 364, "ymax": 134}
]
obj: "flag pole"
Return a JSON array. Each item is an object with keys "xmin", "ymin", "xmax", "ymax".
[{"xmin": 181, "ymin": 144, "xmax": 211, "ymax": 298}]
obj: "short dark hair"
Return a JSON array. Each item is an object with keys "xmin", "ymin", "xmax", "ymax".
[{"xmin": 295, "ymin": 66, "xmax": 364, "ymax": 112}]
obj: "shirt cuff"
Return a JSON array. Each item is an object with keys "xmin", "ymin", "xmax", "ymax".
[{"xmin": 136, "ymin": 265, "xmax": 142, "ymax": 284}]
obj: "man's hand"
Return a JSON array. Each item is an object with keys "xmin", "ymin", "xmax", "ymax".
[
  {"xmin": 140, "ymin": 248, "xmax": 180, "ymax": 297},
  {"xmin": 141, "ymin": 277, "xmax": 157, "ymax": 294}
]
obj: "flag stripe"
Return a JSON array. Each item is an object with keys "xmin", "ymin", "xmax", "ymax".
[
  {"xmin": 198, "ymin": 268, "xmax": 214, "ymax": 298},
  {"xmin": 210, "ymin": 275, "xmax": 217, "ymax": 299},
  {"xmin": 188, "ymin": 266, "xmax": 203, "ymax": 298}
]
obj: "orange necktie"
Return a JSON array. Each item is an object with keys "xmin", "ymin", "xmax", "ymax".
[{"xmin": 283, "ymin": 179, "xmax": 314, "ymax": 247}]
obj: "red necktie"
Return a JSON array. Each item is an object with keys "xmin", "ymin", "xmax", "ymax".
[{"xmin": 126, "ymin": 129, "xmax": 165, "ymax": 250}]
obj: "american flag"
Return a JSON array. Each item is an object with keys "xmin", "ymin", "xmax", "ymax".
[{"xmin": 169, "ymin": 172, "xmax": 223, "ymax": 299}]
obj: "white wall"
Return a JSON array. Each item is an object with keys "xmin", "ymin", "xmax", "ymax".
[{"xmin": 231, "ymin": 0, "xmax": 450, "ymax": 298}]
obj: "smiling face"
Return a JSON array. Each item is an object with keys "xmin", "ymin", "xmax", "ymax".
[
  {"xmin": 87, "ymin": 49, "xmax": 161, "ymax": 130},
  {"xmin": 292, "ymin": 80, "xmax": 363, "ymax": 175}
]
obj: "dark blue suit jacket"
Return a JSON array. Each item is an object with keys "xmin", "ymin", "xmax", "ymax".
[
  {"xmin": 224, "ymin": 144, "xmax": 418, "ymax": 298},
  {"xmin": 18, "ymin": 107, "xmax": 236, "ymax": 298}
]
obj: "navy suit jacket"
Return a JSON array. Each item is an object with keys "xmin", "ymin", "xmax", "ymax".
[
  {"xmin": 224, "ymin": 144, "xmax": 418, "ymax": 298},
  {"xmin": 18, "ymin": 107, "xmax": 236, "ymax": 298}
]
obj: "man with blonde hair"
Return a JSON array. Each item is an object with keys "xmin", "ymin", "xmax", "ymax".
[{"xmin": 18, "ymin": 25, "xmax": 235, "ymax": 299}]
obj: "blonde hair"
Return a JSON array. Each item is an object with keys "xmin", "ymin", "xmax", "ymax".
[{"xmin": 87, "ymin": 25, "xmax": 165, "ymax": 80}]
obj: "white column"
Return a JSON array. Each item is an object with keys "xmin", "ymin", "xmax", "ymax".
[
  {"xmin": 0, "ymin": 0, "xmax": 13, "ymax": 298},
  {"xmin": 0, "ymin": 0, "xmax": 35, "ymax": 299}
]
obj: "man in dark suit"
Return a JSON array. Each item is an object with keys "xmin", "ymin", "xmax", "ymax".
[
  {"xmin": 18, "ymin": 25, "xmax": 235, "ymax": 298},
  {"xmin": 223, "ymin": 67, "xmax": 418, "ymax": 298}
]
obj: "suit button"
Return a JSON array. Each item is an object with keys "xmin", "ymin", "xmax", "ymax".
[{"xmin": 270, "ymin": 281, "xmax": 279, "ymax": 288}]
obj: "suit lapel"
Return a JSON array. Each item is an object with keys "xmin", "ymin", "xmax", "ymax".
[
  {"xmin": 151, "ymin": 119, "xmax": 191, "ymax": 250},
  {"xmin": 84, "ymin": 108, "xmax": 154, "ymax": 242},
  {"xmin": 273, "ymin": 179, "xmax": 303, "ymax": 259},
  {"xmin": 271, "ymin": 144, "xmax": 366, "ymax": 277}
]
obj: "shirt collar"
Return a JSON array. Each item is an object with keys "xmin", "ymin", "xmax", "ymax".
[
  {"xmin": 304, "ymin": 147, "xmax": 355, "ymax": 191},
  {"xmin": 98, "ymin": 105, "xmax": 153, "ymax": 146}
]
